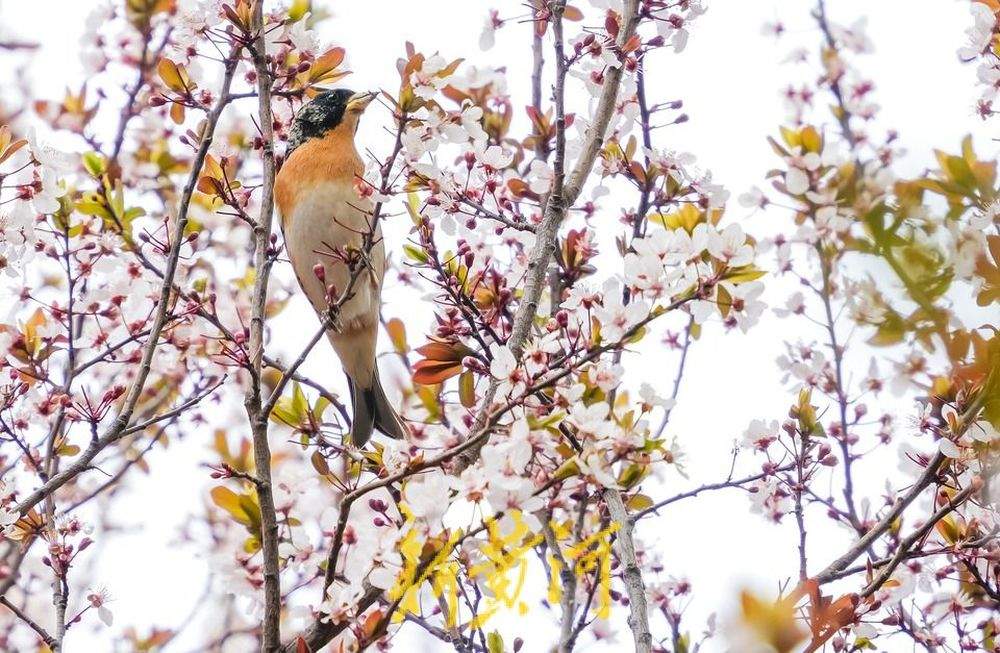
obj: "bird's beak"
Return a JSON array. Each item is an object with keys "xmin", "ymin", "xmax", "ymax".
[{"xmin": 346, "ymin": 91, "xmax": 377, "ymax": 113}]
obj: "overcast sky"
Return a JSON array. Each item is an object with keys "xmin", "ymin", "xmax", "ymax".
[{"xmin": 0, "ymin": 0, "xmax": 992, "ymax": 650}]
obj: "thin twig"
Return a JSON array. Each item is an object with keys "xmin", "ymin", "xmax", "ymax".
[
  {"xmin": 635, "ymin": 464, "xmax": 795, "ymax": 520},
  {"xmin": 860, "ymin": 483, "xmax": 979, "ymax": 599},
  {"xmin": 0, "ymin": 596, "xmax": 59, "ymax": 648},
  {"xmin": 814, "ymin": 452, "xmax": 945, "ymax": 584}
]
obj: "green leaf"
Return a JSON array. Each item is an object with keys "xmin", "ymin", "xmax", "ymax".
[
  {"xmin": 486, "ymin": 631, "xmax": 504, "ymax": 653},
  {"xmin": 82, "ymin": 151, "xmax": 107, "ymax": 178},
  {"xmin": 627, "ymin": 493, "xmax": 654, "ymax": 511},
  {"xmin": 210, "ymin": 486, "xmax": 260, "ymax": 530},
  {"xmin": 403, "ymin": 244, "xmax": 428, "ymax": 263},
  {"xmin": 617, "ymin": 463, "xmax": 648, "ymax": 489},
  {"xmin": 288, "ymin": 0, "xmax": 310, "ymax": 21},
  {"xmin": 270, "ymin": 381, "xmax": 310, "ymax": 429},
  {"xmin": 459, "ymin": 370, "xmax": 475, "ymax": 408},
  {"xmin": 723, "ymin": 265, "xmax": 767, "ymax": 285}
]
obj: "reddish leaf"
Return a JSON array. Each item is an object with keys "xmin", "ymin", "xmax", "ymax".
[
  {"xmin": 622, "ymin": 34, "xmax": 642, "ymax": 54},
  {"xmin": 605, "ymin": 10, "xmax": 620, "ymax": 39},
  {"xmin": 507, "ymin": 178, "xmax": 538, "ymax": 200},
  {"xmin": 412, "ymin": 338, "xmax": 473, "ymax": 385},
  {"xmin": 413, "ymin": 359, "xmax": 463, "ymax": 385}
]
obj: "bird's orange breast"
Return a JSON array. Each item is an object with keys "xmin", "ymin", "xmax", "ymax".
[{"xmin": 275, "ymin": 125, "xmax": 364, "ymax": 230}]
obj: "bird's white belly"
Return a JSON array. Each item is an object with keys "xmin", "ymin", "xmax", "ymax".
[{"xmin": 282, "ymin": 182, "xmax": 383, "ymax": 332}]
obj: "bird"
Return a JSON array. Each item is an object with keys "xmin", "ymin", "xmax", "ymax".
[{"xmin": 275, "ymin": 88, "xmax": 407, "ymax": 447}]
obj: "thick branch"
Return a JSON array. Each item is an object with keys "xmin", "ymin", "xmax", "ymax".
[
  {"xmin": 246, "ymin": 4, "xmax": 282, "ymax": 650},
  {"xmin": 278, "ymin": 588, "xmax": 382, "ymax": 653},
  {"xmin": 541, "ymin": 513, "xmax": 577, "ymax": 652},
  {"xmin": 604, "ymin": 489, "xmax": 651, "ymax": 653},
  {"xmin": 455, "ymin": 0, "xmax": 641, "ymax": 469}
]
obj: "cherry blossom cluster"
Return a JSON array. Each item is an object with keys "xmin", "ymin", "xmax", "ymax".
[{"xmin": 730, "ymin": 3, "xmax": 1000, "ymax": 650}]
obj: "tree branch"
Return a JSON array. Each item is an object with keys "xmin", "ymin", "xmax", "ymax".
[
  {"xmin": 13, "ymin": 46, "xmax": 243, "ymax": 519},
  {"xmin": 860, "ymin": 482, "xmax": 979, "ymax": 599},
  {"xmin": 454, "ymin": 0, "xmax": 640, "ymax": 467},
  {"xmin": 245, "ymin": 4, "xmax": 282, "ymax": 650},
  {"xmin": 814, "ymin": 453, "xmax": 945, "ymax": 584},
  {"xmin": 0, "ymin": 596, "xmax": 58, "ymax": 648}
]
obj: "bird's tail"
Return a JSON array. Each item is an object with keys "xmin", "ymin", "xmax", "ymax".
[{"xmin": 347, "ymin": 369, "xmax": 408, "ymax": 447}]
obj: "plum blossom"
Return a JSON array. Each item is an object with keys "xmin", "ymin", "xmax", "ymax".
[
  {"xmin": 319, "ymin": 583, "xmax": 367, "ymax": 624},
  {"xmin": 830, "ymin": 16, "xmax": 874, "ymax": 54},
  {"xmin": 576, "ymin": 448, "xmax": 621, "ymax": 488},
  {"xmin": 632, "ymin": 229, "xmax": 673, "ymax": 262},
  {"xmin": 527, "ymin": 159, "xmax": 554, "ymax": 194},
  {"xmin": 567, "ymin": 401, "xmax": 611, "ymax": 438},
  {"xmin": 479, "ymin": 10, "xmax": 502, "ymax": 50},
  {"xmin": 490, "ymin": 344, "xmax": 525, "ymax": 397},
  {"xmin": 475, "ymin": 143, "xmax": 513, "ymax": 170},
  {"xmin": 959, "ymin": 2, "xmax": 998, "ymax": 61},
  {"xmin": 722, "ymin": 281, "xmax": 766, "ymax": 333},
  {"xmin": 380, "ymin": 439, "xmax": 411, "ymax": 474},
  {"xmin": 402, "ymin": 470, "xmax": 452, "ymax": 528},
  {"xmin": 86, "ymin": 587, "xmax": 114, "ymax": 627},
  {"xmin": 592, "ymin": 279, "xmax": 649, "ymax": 342},
  {"xmin": 0, "ymin": 202, "xmax": 37, "ymax": 270},
  {"xmin": 458, "ymin": 105, "xmax": 489, "ymax": 143},
  {"xmin": 693, "ymin": 175, "xmax": 730, "ymax": 208},
  {"xmin": 563, "ymin": 282, "xmax": 600, "ymax": 311},
  {"xmin": 688, "ymin": 296, "xmax": 716, "ymax": 325},
  {"xmin": 623, "ymin": 250, "xmax": 677, "ymax": 298},
  {"xmin": 707, "ymin": 224, "xmax": 754, "ymax": 267},
  {"xmin": 738, "ymin": 186, "xmax": 767, "ymax": 209},
  {"xmin": 411, "ymin": 54, "xmax": 453, "ymax": 100},
  {"xmin": 638, "ymin": 383, "xmax": 676, "ymax": 411},
  {"xmin": 773, "ymin": 291, "xmax": 805, "ymax": 317},
  {"xmin": 968, "ymin": 420, "xmax": 1000, "ymax": 443},
  {"xmin": 521, "ymin": 332, "xmax": 560, "ymax": 376},
  {"xmin": 646, "ymin": 148, "xmax": 695, "ymax": 183},
  {"xmin": 588, "ymin": 359, "xmax": 623, "ymax": 393},
  {"xmin": 748, "ymin": 477, "xmax": 792, "ymax": 522},
  {"xmin": 742, "ymin": 419, "xmax": 779, "ymax": 452},
  {"xmin": 0, "ymin": 503, "xmax": 17, "ymax": 537},
  {"xmin": 971, "ymin": 199, "xmax": 1000, "ymax": 229},
  {"xmin": 665, "ymin": 223, "xmax": 710, "ymax": 265}
]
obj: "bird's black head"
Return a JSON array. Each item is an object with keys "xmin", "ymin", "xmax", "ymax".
[{"xmin": 286, "ymin": 88, "xmax": 376, "ymax": 156}]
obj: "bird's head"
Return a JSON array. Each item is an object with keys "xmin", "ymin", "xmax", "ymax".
[{"xmin": 286, "ymin": 88, "xmax": 377, "ymax": 155}]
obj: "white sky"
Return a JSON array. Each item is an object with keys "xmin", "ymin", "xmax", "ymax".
[{"xmin": 0, "ymin": 0, "xmax": 992, "ymax": 651}]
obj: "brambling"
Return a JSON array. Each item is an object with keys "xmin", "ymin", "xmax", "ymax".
[{"xmin": 275, "ymin": 88, "xmax": 407, "ymax": 446}]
